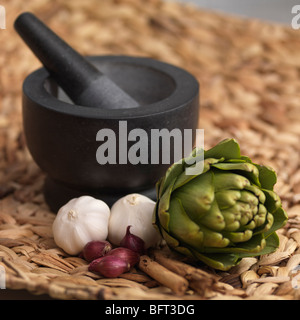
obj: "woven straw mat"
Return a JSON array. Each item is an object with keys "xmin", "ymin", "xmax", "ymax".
[{"xmin": 0, "ymin": 0, "xmax": 300, "ymax": 300}]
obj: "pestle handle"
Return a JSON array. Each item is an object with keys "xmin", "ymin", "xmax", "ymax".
[{"xmin": 14, "ymin": 12, "xmax": 139, "ymax": 109}]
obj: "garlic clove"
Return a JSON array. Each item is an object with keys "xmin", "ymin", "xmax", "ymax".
[{"xmin": 108, "ymin": 193, "xmax": 162, "ymax": 249}]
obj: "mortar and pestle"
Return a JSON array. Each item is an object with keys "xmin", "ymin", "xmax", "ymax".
[{"xmin": 15, "ymin": 12, "xmax": 199, "ymax": 212}]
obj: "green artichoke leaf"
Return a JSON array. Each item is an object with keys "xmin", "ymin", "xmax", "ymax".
[
  {"xmin": 198, "ymin": 198, "xmax": 225, "ymax": 231},
  {"xmin": 259, "ymin": 212, "xmax": 274, "ymax": 234},
  {"xmin": 244, "ymin": 184, "xmax": 266, "ymax": 204},
  {"xmin": 155, "ymin": 178, "xmax": 162, "ymax": 200},
  {"xmin": 255, "ymin": 164, "xmax": 277, "ymax": 191},
  {"xmin": 173, "ymin": 157, "xmax": 222, "ymax": 191},
  {"xmin": 158, "ymin": 160, "xmax": 185, "ymax": 198},
  {"xmin": 213, "ymin": 171, "xmax": 251, "ymax": 191},
  {"xmin": 212, "ymin": 162, "xmax": 261, "ymax": 187},
  {"xmin": 215, "ymin": 190, "xmax": 241, "ymax": 209},
  {"xmin": 201, "ymin": 233, "xmax": 266, "ymax": 254},
  {"xmin": 174, "ymin": 245, "xmax": 197, "ymax": 259},
  {"xmin": 184, "ymin": 146, "xmax": 205, "ymax": 166},
  {"xmin": 204, "ymin": 138, "xmax": 241, "ymax": 160},
  {"xmin": 262, "ymin": 189, "xmax": 282, "ymax": 213},
  {"xmin": 189, "ymin": 234, "xmax": 279, "ymax": 270},
  {"xmin": 264, "ymin": 207, "xmax": 288, "ymax": 238},
  {"xmin": 189, "ymin": 248, "xmax": 240, "ymax": 271},
  {"xmin": 160, "ymin": 225, "xmax": 180, "ymax": 248},
  {"xmin": 238, "ymin": 232, "xmax": 279, "ymax": 258},
  {"xmin": 222, "ymin": 228, "xmax": 253, "ymax": 243},
  {"xmin": 228, "ymin": 229, "xmax": 255, "ymax": 244},
  {"xmin": 239, "ymin": 190, "xmax": 259, "ymax": 207},
  {"xmin": 152, "ymin": 200, "xmax": 159, "ymax": 225},
  {"xmin": 189, "ymin": 233, "xmax": 279, "ymax": 270},
  {"xmin": 221, "ymin": 200, "xmax": 257, "ymax": 231},
  {"xmin": 252, "ymin": 204, "xmax": 268, "ymax": 229},
  {"xmin": 240, "ymin": 155, "xmax": 253, "ymax": 163},
  {"xmin": 225, "ymin": 158, "xmax": 247, "ymax": 163},
  {"xmin": 221, "ymin": 206, "xmax": 242, "ymax": 232},
  {"xmin": 168, "ymin": 197, "xmax": 230, "ymax": 249},
  {"xmin": 173, "ymin": 171, "xmax": 215, "ymax": 218},
  {"xmin": 168, "ymin": 197, "xmax": 205, "ymax": 248},
  {"xmin": 156, "ymin": 176, "xmax": 176, "ymax": 231}
]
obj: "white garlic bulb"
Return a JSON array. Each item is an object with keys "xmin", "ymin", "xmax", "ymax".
[
  {"xmin": 52, "ymin": 196, "xmax": 110, "ymax": 255},
  {"xmin": 108, "ymin": 193, "xmax": 162, "ymax": 249}
]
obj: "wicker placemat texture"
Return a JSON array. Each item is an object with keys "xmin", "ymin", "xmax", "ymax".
[{"xmin": 0, "ymin": 0, "xmax": 300, "ymax": 300}]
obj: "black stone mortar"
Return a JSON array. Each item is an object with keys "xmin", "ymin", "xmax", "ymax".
[
  {"xmin": 16, "ymin": 12, "xmax": 199, "ymax": 211},
  {"xmin": 23, "ymin": 55, "xmax": 199, "ymax": 211}
]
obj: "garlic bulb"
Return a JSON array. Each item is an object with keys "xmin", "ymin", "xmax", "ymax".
[
  {"xmin": 108, "ymin": 193, "xmax": 161, "ymax": 249},
  {"xmin": 52, "ymin": 196, "xmax": 110, "ymax": 255}
]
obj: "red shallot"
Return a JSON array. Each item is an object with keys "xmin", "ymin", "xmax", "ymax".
[
  {"xmin": 120, "ymin": 225, "xmax": 146, "ymax": 255},
  {"xmin": 82, "ymin": 240, "xmax": 112, "ymax": 262},
  {"xmin": 88, "ymin": 255, "xmax": 130, "ymax": 278},
  {"xmin": 106, "ymin": 247, "xmax": 140, "ymax": 267}
]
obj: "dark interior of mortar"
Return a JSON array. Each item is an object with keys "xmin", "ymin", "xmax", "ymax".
[{"xmin": 44, "ymin": 60, "xmax": 177, "ymax": 107}]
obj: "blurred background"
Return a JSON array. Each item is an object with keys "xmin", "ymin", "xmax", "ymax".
[{"xmin": 174, "ymin": 0, "xmax": 298, "ymax": 25}]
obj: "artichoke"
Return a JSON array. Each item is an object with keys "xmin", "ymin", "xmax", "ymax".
[{"xmin": 153, "ymin": 139, "xmax": 288, "ymax": 271}]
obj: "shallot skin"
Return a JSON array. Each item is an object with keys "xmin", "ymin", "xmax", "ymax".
[
  {"xmin": 88, "ymin": 255, "xmax": 130, "ymax": 278},
  {"xmin": 106, "ymin": 247, "xmax": 140, "ymax": 267},
  {"xmin": 82, "ymin": 240, "xmax": 112, "ymax": 262},
  {"xmin": 120, "ymin": 225, "xmax": 146, "ymax": 255}
]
